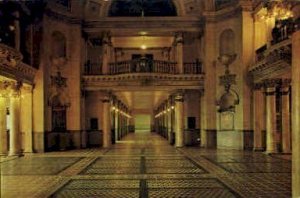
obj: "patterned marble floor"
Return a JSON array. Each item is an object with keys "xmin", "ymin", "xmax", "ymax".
[{"xmin": 0, "ymin": 132, "xmax": 291, "ymax": 198}]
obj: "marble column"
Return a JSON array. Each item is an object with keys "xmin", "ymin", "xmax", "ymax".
[
  {"xmin": 265, "ymin": 86, "xmax": 277, "ymax": 154},
  {"xmin": 281, "ymin": 83, "xmax": 291, "ymax": 153},
  {"xmin": 9, "ymin": 83, "xmax": 21, "ymax": 156},
  {"xmin": 175, "ymin": 92, "xmax": 184, "ymax": 147},
  {"xmin": 0, "ymin": 93, "xmax": 8, "ymax": 155},
  {"xmin": 292, "ymin": 30, "xmax": 300, "ymax": 198},
  {"xmin": 253, "ymin": 86, "xmax": 265, "ymax": 151},
  {"xmin": 22, "ymin": 86, "xmax": 33, "ymax": 153},
  {"xmin": 102, "ymin": 98, "xmax": 111, "ymax": 148},
  {"xmin": 175, "ymin": 32, "xmax": 184, "ymax": 74}
]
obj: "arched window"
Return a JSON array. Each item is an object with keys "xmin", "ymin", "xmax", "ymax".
[
  {"xmin": 51, "ymin": 31, "xmax": 66, "ymax": 59},
  {"xmin": 219, "ymin": 29, "xmax": 235, "ymax": 55},
  {"xmin": 109, "ymin": 0, "xmax": 177, "ymax": 17}
]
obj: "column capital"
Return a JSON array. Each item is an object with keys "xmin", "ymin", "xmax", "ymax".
[
  {"xmin": 262, "ymin": 78, "xmax": 281, "ymax": 88},
  {"xmin": 281, "ymin": 78, "xmax": 291, "ymax": 88},
  {"xmin": 9, "ymin": 81, "xmax": 22, "ymax": 98},
  {"xmin": 174, "ymin": 32, "xmax": 184, "ymax": 44},
  {"xmin": 174, "ymin": 92, "xmax": 184, "ymax": 102},
  {"xmin": 252, "ymin": 83, "xmax": 263, "ymax": 91},
  {"xmin": 0, "ymin": 81, "xmax": 10, "ymax": 97},
  {"xmin": 102, "ymin": 31, "xmax": 112, "ymax": 45}
]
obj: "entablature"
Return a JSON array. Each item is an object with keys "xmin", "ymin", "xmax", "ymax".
[{"xmin": 82, "ymin": 73, "xmax": 204, "ymax": 91}]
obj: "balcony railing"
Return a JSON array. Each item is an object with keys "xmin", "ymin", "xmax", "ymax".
[
  {"xmin": 109, "ymin": 59, "xmax": 177, "ymax": 75},
  {"xmin": 183, "ymin": 62, "xmax": 202, "ymax": 74},
  {"xmin": 84, "ymin": 58, "xmax": 202, "ymax": 75},
  {"xmin": 84, "ymin": 63, "xmax": 102, "ymax": 75}
]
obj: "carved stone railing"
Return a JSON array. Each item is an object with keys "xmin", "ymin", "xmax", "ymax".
[
  {"xmin": 84, "ymin": 59, "xmax": 203, "ymax": 75},
  {"xmin": 248, "ymin": 39, "xmax": 291, "ymax": 83},
  {"xmin": 0, "ymin": 44, "xmax": 36, "ymax": 83}
]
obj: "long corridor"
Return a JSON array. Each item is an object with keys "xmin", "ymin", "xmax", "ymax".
[{"xmin": 1, "ymin": 132, "xmax": 291, "ymax": 198}]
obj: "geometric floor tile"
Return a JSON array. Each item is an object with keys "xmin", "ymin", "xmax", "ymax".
[
  {"xmin": 1, "ymin": 132, "xmax": 292, "ymax": 197},
  {"xmin": 52, "ymin": 179, "xmax": 140, "ymax": 198},
  {"xmin": 0, "ymin": 157, "xmax": 82, "ymax": 175},
  {"xmin": 147, "ymin": 178, "xmax": 239, "ymax": 198},
  {"xmin": 148, "ymin": 188, "xmax": 237, "ymax": 198}
]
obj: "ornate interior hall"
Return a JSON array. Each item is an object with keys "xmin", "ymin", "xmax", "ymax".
[{"xmin": 0, "ymin": 0, "xmax": 299, "ymax": 197}]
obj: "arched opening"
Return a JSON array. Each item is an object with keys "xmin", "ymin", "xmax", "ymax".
[
  {"xmin": 108, "ymin": 0, "xmax": 177, "ymax": 17},
  {"xmin": 219, "ymin": 29, "xmax": 235, "ymax": 55}
]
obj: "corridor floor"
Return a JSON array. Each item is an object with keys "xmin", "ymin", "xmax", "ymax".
[{"xmin": 0, "ymin": 132, "xmax": 291, "ymax": 198}]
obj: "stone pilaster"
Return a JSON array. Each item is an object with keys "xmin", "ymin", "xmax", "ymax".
[
  {"xmin": 102, "ymin": 97, "xmax": 111, "ymax": 148},
  {"xmin": 0, "ymin": 82, "xmax": 9, "ymax": 155},
  {"xmin": 9, "ymin": 81, "xmax": 22, "ymax": 156},
  {"xmin": 174, "ymin": 32, "xmax": 184, "ymax": 74},
  {"xmin": 292, "ymin": 30, "xmax": 300, "ymax": 198},
  {"xmin": 265, "ymin": 85, "xmax": 277, "ymax": 154},
  {"xmin": 102, "ymin": 31, "xmax": 111, "ymax": 75},
  {"xmin": 174, "ymin": 92, "xmax": 184, "ymax": 147},
  {"xmin": 281, "ymin": 81, "xmax": 291, "ymax": 153},
  {"xmin": 253, "ymin": 85, "xmax": 265, "ymax": 151},
  {"xmin": 22, "ymin": 86, "xmax": 33, "ymax": 153}
]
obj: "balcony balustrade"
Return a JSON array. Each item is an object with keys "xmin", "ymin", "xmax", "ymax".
[{"xmin": 84, "ymin": 58, "xmax": 202, "ymax": 75}]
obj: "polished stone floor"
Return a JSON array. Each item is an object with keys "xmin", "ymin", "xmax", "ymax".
[{"xmin": 0, "ymin": 132, "xmax": 291, "ymax": 198}]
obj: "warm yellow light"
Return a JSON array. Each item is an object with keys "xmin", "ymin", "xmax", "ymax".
[{"xmin": 141, "ymin": 45, "xmax": 147, "ymax": 50}]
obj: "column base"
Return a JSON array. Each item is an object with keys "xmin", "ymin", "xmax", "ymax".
[
  {"xmin": 265, "ymin": 150, "xmax": 278, "ymax": 155},
  {"xmin": 253, "ymin": 147, "xmax": 265, "ymax": 152},
  {"xmin": 8, "ymin": 152, "xmax": 23, "ymax": 157}
]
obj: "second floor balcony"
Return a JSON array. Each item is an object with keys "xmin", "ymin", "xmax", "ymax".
[{"xmin": 84, "ymin": 58, "xmax": 203, "ymax": 76}]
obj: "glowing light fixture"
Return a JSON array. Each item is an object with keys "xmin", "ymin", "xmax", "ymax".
[
  {"xmin": 261, "ymin": 0, "xmax": 294, "ymax": 20},
  {"xmin": 141, "ymin": 44, "xmax": 147, "ymax": 50}
]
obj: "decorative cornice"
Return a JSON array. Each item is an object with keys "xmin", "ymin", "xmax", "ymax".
[
  {"xmin": 262, "ymin": 78, "xmax": 282, "ymax": 88},
  {"xmin": 83, "ymin": 73, "xmax": 204, "ymax": 91},
  {"xmin": 0, "ymin": 44, "xmax": 37, "ymax": 84}
]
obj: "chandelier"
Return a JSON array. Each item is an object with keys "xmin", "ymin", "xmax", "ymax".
[{"xmin": 261, "ymin": 0, "xmax": 294, "ymax": 20}]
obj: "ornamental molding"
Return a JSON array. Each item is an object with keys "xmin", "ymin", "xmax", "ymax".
[
  {"xmin": 203, "ymin": 4, "xmax": 241, "ymax": 23},
  {"xmin": 82, "ymin": 73, "xmax": 204, "ymax": 91},
  {"xmin": 0, "ymin": 44, "xmax": 37, "ymax": 84}
]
